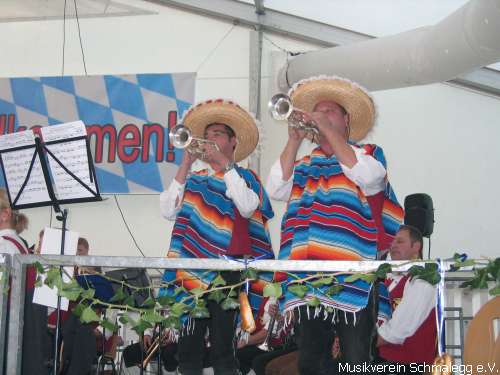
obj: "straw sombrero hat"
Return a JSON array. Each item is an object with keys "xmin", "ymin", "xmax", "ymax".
[
  {"xmin": 182, "ymin": 99, "xmax": 258, "ymax": 162},
  {"xmin": 288, "ymin": 76, "xmax": 376, "ymax": 142}
]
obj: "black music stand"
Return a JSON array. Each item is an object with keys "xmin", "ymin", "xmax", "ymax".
[{"xmin": 0, "ymin": 123, "xmax": 102, "ymax": 375}]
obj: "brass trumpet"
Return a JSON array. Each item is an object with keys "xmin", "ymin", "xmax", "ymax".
[
  {"xmin": 169, "ymin": 125, "xmax": 219, "ymax": 160},
  {"xmin": 257, "ymin": 298, "xmax": 280, "ymax": 352},
  {"xmin": 141, "ymin": 336, "xmax": 160, "ymax": 368},
  {"xmin": 268, "ymin": 94, "xmax": 319, "ymax": 142}
]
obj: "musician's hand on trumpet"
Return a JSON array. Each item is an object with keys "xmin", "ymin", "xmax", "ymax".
[
  {"xmin": 142, "ymin": 334, "xmax": 153, "ymax": 351},
  {"xmin": 287, "ymin": 121, "xmax": 307, "ymax": 144}
]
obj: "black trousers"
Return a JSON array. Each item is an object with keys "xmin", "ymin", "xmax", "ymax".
[
  {"xmin": 177, "ymin": 271, "xmax": 240, "ymax": 375},
  {"xmin": 295, "ymin": 283, "xmax": 379, "ymax": 375},
  {"xmin": 251, "ymin": 344, "xmax": 297, "ymax": 375},
  {"xmin": 122, "ymin": 341, "xmax": 179, "ymax": 371}
]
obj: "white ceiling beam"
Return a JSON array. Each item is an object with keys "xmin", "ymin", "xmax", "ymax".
[
  {"xmin": 146, "ymin": 0, "xmax": 500, "ymax": 97},
  {"xmin": 146, "ymin": 0, "xmax": 369, "ymax": 46}
]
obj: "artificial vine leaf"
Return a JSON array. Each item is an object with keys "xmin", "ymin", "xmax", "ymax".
[
  {"xmin": 163, "ymin": 316, "xmax": 181, "ymax": 330},
  {"xmin": 141, "ymin": 296, "xmax": 156, "ymax": 308},
  {"xmin": 173, "ymin": 286, "xmax": 187, "ymax": 296},
  {"xmin": 109, "ymin": 287, "xmax": 127, "ymax": 303},
  {"xmin": 242, "ymin": 268, "xmax": 258, "ymax": 281},
  {"xmin": 288, "ymin": 284, "xmax": 309, "ymax": 298},
  {"xmin": 325, "ymin": 284, "xmax": 344, "ymax": 296},
  {"xmin": 358, "ymin": 274, "xmax": 377, "ymax": 284},
  {"xmin": 489, "ymin": 285, "xmax": 500, "ymax": 296},
  {"xmin": 157, "ymin": 295, "xmax": 176, "ymax": 307},
  {"xmin": 344, "ymin": 274, "xmax": 363, "ymax": 283},
  {"xmin": 170, "ymin": 302, "xmax": 190, "ymax": 317},
  {"xmin": 263, "ymin": 283, "xmax": 282, "ymax": 298},
  {"xmin": 119, "ymin": 315, "xmax": 129, "ymax": 325},
  {"xmin": 408, "ymin": 263, "xmax": 441, "ymax": 285},
  {"xmin": 212, "ymin": 274, "xmax": 227, "ymax": 287},
  {"xmin": 190, "ymin": 288, "xmax": 205, "ymax": 298},
  {"xmin": 142, "ymin": 310, "xmax": 164, "ymax": 324},
  {"xmin": 208, "ymin": 289, "xmax": 225, "ymax": 304},
  {"xmin": 33, "ymin": 261, "xmax": 45, "ymax": 275},
  {"xmin": 461, "ymin": 268, "xmax": 490, "ymax": 290},
  {"xmin": 101, "ymin": 319, "xmax": 118, "ymax": 332},
  {"xmin": 132, "ymin": 320, "xmax": 153, "ymax": 335},
  {"xmin": 124, "ymin": 294, "xmax": 136, "ymax": 307},
  {"xmin": 487, "ymin": 258, "xmax": 500, "ymax": 281},
  {"xmin": 310, "ymin": 277, "xmax": 333, "ymax": 287},
  {"xmin": 307, "ymin": 297, "xmax": 321, "ymax": 307},
  {"xmin": 60, "ymin": 279, "xmax": 83, "ymax": 301},
  {"xmin": 72, "ymin": 303, "xmax": 86, "ymax": 317},
  {"xmin": 81, "ymin": 306, "xmax": 100, "ymax": 323},
  {"xmin": 227, "ymin": 289, "xmax": 237, "ymax": 297},
  {"xmin": 220, "ymin": 297, "xmax": 239, "ymax": 310},
  {"xmin": 375, "ymin": 263, "xmax": 392, "ymax": 279},
  {"xmin": 80, "ymin": 288, "xmax": 95, "ymax": 300},
  {"xmin": 45, "ymin": 268, "xmax": 63, "ymax": 290},
  {"xmin": 34, "ymin": 276, "xmax": 43, "ymax": 288},
  {"xmin": 190, "ymin": 305, "xmax": 210, "ymax": 318}
]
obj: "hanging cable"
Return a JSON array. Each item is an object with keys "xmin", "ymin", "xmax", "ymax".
[
  {"xmin": 113, "ymin": 195, "xmax": 164, "ymax": 276},
  {"xmin": 73, "ymin": 0, "xmax": 88, "ymax": 75},
  {"xmin": 62, "ymin": 0, "xmax": 67, "ymax": 76},
  {"xmin": 195, "ymin": 22, "xmax": 237, "ymax": 72},
  {"xmin": 261, "ymin": 31, "xmax": 307, "ymax": 57},
  {"xmin": 114, "ymin": 195, "xmax": 146, "ymax": 257}
]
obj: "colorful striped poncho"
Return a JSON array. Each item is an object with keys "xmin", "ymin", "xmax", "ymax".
[
  {"xmin": 161, "ymin": 166, "xmax": 274, "ymax": 314},
  {"xmin": 278, "ymin": 144, "xmax": 404, "ymax": 320}
]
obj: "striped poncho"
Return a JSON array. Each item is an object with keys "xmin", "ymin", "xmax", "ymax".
[
  {"xmin": 278, "ymin": 145, "xmax": 404, "ymax": 320},
  {"xmin": 161, "ymin": 166, "xmax": 274, "ymax": 312}
]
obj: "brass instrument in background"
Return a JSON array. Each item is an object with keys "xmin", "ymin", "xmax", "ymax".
[
  {"xmin": 169, "ymin": 125, "xmax": 220, "ymax": 160},
  {"xmin": 268, "ymin": 93, "xmax": 319, "ymax": 143},
  {"xmin": 141, "ymin": 336, "xmax": 161, "ymax": 369},
  {"xmin": 257, "ymin": 297, "xmax": 279, "ymax": 352}
]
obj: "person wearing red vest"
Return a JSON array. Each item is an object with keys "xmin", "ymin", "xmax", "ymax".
[
  {"xmin": 377, "ymin": 225, "xmax": 437, "ymax": 374},
  {"xmin": 0, "ymin": 188, "xmax": 49, "ymax": 375}
]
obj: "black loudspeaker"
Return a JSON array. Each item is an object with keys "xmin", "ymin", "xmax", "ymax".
[
  {"xmin": 105, "ymin": 268, "xmax": 151, "ymax": 307},
  {"xmin": 404, "ymin": 193, "xmax": 434, "ymax": 237}
]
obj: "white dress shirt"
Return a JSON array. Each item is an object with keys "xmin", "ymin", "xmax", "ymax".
[
  {"xmin": 266, "ymin": 145, "xmax": 387, "ymax": 202},
  {"xmin": 378, "ymin": 274, "xmax": 437, "ymax": 345},
  {"xmin": 0, "ymin": 228, "xmax": 24, "ymax": 255},
  {"xmin": 160, "ymin": 167, "xmax": 260, "ymax": 220}
]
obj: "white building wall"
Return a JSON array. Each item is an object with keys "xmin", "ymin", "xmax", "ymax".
[{"xmin": 1, "ymin": 0, "xmax": 499, "ymax": 260}]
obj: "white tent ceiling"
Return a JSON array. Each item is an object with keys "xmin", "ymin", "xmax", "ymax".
[
  {"xmin": 0, "ymin": 0, "xmax": 155, "ymax": 22},
  {"xmin": 1, "ymin": 0, "xmax": 499, "ymax": 90}
]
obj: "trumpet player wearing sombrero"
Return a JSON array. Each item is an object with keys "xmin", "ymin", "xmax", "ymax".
[
  {"xmin": 266, "ymin": 76, "xmax": 404, "ymax": 375},
  {"xmin": 159, "ymin": 99, "xmax": 275, "ymax": 375}
]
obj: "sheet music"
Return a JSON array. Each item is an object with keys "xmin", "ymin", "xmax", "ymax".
[
  {"xmin": 32, "ymin": 227, "xmax": 78, "ymax": 310},
  {"xmin": 0, "ymin": 131, "xmax": 51, "ymax": 205},
  {"xmin": 41, "ymin": 121, "xmax": 97, "ymax": 200}
]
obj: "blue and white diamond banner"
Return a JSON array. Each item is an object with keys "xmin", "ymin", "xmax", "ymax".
[{"xmin": 0, "ymin": 73, "xmax": 195, "ymax": 193}]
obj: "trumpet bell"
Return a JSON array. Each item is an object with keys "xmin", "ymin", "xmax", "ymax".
[
  {"xmin": 169, "ymin": 125, "xmax": 192, "ymax": 149},
  {"xmin": 269, "ymin": 93, "xmax": 293, "ymax": 121}
]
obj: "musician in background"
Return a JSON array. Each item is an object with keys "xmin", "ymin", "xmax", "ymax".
[
  {"xmin": 236, "ymin": 297, "xmax": 293, "ymax": 375},
  {"xmin": 0, "ymin": 188, "xmax": 49, "ymax": 375},
  {"xmin": 376, "ymin": 225, "xmax": 437, "ymax": 374},
  {"xmin": 266, "ymin": 76, "xmax": 403, "ymax": 374},
  {"xmin": 160, "ymin": 99, "xmax": 274, "ymax": 375}
]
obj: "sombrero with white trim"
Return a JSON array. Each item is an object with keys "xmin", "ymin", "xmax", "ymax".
[
  {"xmin": 182, "ymin": 99, "xmax": 258, "ymax": 162},
  {"xmin": 288, "ymin": 76, "xmax": 376, "ymax": 142}
]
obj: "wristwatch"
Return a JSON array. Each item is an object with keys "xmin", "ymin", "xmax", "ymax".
[{"xmin": 223, "ymin": 161, "xmax": 235, "ymax": 173}]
